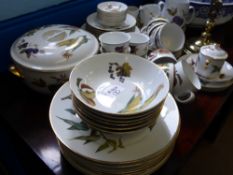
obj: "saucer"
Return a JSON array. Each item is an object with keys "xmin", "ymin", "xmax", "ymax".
[
  {"xmin": 86, "ymin": 12, "xmax": 136, "ymax": 31},
  {"xmin": 180, "ymin": 54, "xmax": 233, "ymax": 91},
  {"xmin": 49, "ymin": 82, "xmax": 180, "ymax": 163},
  {"xmin": 199, "ymin": 79, "xmax": 233, "ymax": 92}
]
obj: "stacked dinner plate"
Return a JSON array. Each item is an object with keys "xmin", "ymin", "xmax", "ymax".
[
  {"xmin": 69, "ymin": 53, "xmax": 170, "ymax": 134},
  {"xmin": 49, "ymin": 82, "xmax": 181, "ymax": 175}
]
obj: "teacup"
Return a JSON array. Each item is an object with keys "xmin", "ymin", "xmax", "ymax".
[
  {"xmin": 173, "ymin": 60, "xmax": 201, "ymax": 103},
  {"xmin": 195, "ymin": 44, "xmax": 228, "ymax": 80},
  {"xmin": 159, "ymin": 0, "xmax": 195, "ymax": 29},
  {"xmin": 139, "ymin": 4, "xmax": 161, "ymax": 27},
  {"xmin": 129, "ymin": 32, "xmax": 150, "ymax": 58},
  {"xmin": 156, "ymin": 23, "xmax": 185, "ymax": 53},
  {"xmin": 148, "ymin": 48, "xmax": 177, "ymax": 64},
  {"xmin": 99, "ymin": 32, "xmax": 131, "ymax": 53}
]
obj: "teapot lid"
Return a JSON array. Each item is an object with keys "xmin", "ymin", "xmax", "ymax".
[{"xmin": 10, "ymin": 24, "xmax": 99, "ymax": 71}]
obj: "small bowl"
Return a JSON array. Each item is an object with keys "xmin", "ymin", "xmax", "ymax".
[
  {"xmin": 10, "ymin": 24, "xmax": 99, "ymax": 94},
  {"xmin": 69, "ymin": 52, "xmax": 170, "ymax": 116},
  {"xmin": 97, "ymin": 1, "xmax": 128, "ymax": 27}
]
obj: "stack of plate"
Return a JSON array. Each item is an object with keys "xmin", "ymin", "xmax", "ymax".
[
  {"xmin": 49, "ymin": 82, "xmax": 181, "ymax": 175},
  {"xmin": 85, "ymin": 12, "xmax": 137, "ymax": 37},
  {"xmin": 69, "ymin": 53, "xmax": 170, "ymax": 134},
  {"xmin": 180, "ymin": 54, "xmax": 233, "ymax": 92}
]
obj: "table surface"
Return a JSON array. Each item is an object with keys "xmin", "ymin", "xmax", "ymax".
[{"xmin": 1, "ymin": 21, "xmax": 233, "ymax": 175}]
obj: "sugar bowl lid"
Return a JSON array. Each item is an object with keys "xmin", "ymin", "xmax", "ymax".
[
  {"xmin": 200, "ymin": 44, "xmax": 228, "ymax": 60},
  {"xmin": 10, "ymin": 24, "xmax": 99, "ymax": 71}
]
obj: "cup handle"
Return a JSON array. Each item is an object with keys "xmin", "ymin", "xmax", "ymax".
[
  {"xmin": 9, "ymin": 65, "xmax": 24, "ymax": 78},
  {"xmin": 174, "ymin": 91, "xmax": 195, "ymax": 103},
  {"xmin": 185, "ymin": 6, "xmax": 195, "ymax": 24},
  {"xmin": 158, "ymin": 1, "xmax": 165, "ymax": 11}
]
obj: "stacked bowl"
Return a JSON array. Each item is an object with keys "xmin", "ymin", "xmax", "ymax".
[{"xmin": 69, "ymin": 53, "xmax": 170, "ymax": 134}]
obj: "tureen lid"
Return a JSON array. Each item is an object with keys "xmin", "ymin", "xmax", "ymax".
[{"xmin": 10, "ymin": 24, "xmax": 99, "ymax": 71}]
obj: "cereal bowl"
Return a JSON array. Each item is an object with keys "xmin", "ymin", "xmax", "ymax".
[
  {"xmin": 69, "ymin": 53, "xmax": 169, "ymax": 116},
  {"xmin": 10, "ymin": 24, "xmax": 99, "ymax": 94}
]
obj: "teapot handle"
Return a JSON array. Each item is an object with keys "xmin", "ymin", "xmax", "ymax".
[{"xmin": 185, "ymin": 5, "xmax": 195, "ymax": 24}]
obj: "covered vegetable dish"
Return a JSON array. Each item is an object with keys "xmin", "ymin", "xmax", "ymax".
[{"xmin": 10, "ymin": 24, "xmax": 99, "ymax": 94}]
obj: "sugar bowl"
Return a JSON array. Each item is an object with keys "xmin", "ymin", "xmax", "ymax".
[
  {"xmin": 10, "ymin": 24, "xmax": 99, "ymax": 94},
  {"xmin": 97, "ymin": 1, "xmax": 128, "ymax": 27}
]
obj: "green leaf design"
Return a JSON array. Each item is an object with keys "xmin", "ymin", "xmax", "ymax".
[
  {"xmin": 118, "ymin": 138, "xmax": 124, "ymax": 148},
  {"xmin": 65, "ymin": 108, "xmax": 76, "ymax": 115},
  {"xmin": 106, "ymin": 139, "xmax": 118, "ymax": 153},
  {"xmin": 57, "ymin": 115, "xmax": 125, "ymax": 153},
  {"xmin": 211, "ymin": 65, "xmax": 221, "ymax": 73},
  {"xmin": 73, "ymin": 135, "xmax": 100, "ymax": 142},
  {"xmin": 61, "ymin": 94, "xmax": 72, "ymax": 100},
  {"xmin": 96, "ymin": 142, "xmax": 109, "ymax": 153},
  {"xmin": 57, "ymin": 116, "xmax": 89, "ymax": 131}
]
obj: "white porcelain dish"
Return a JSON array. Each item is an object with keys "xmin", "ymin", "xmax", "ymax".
[
  {"xmin": 49, "ymin": 82, "xmax": 180, "ymax": 163},
  {"xmin": 69, "ymin": 53, "xmax": 169, "ymax": 115},
  {"xmin": 189, "ymin": 0, "xmax": 233, "ymax": 27},
  {"xmin": 10, "ymin": 24, "xmax": 99, "ymax": 94}
]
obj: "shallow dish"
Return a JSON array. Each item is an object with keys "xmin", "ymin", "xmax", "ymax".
[
  {"xmin": 10, "ymin": 24, "xmax": 99, "ymax": 94},
  {"xmin": 69, "ymin": 53, "xmax": 169, "ymax": 115}
]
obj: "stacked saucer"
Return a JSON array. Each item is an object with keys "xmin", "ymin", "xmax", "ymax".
[
  {"xmin": 85, "ymin": 1, "xmax": 136, "ymax": 37},
  {"xmin": 180, "ymin": 54, "xmax": 233, "ymax": 92},
  {"xmin": 49, "ymin": 82, "xmax": 181, "ymax": 175},
  {"xmin": 69, "ymin": 53, "xmax": 170, "ymax": 134}
]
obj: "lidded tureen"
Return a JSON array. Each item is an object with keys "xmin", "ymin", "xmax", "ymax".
[{"xmin": 10, "ymin": 24, "xmax": 99, "ymax": 94}]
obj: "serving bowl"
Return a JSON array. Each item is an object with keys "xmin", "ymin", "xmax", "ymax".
[
  {"xmin": 189, "ymin": 0, "xmax": 233, "ymax": 27},
  {"xmin": 69, "ymin": 53, "xmax": 170, "ymax": 116},
  {"xmin": 10, "ymin": 24, "xmax": 99, "ymax": 94}
]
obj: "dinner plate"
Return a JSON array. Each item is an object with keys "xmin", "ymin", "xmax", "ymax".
[
  {"xmin": 49, "ymin": 82, "xmax": 180, "ymax": 163},
  {"xmin": 86, "ymin": 12, "xmax": 136, "ymax": 31},
  {"xmin": 59, "ymin": 139, "xmax": 175, "ymax": 175}
]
